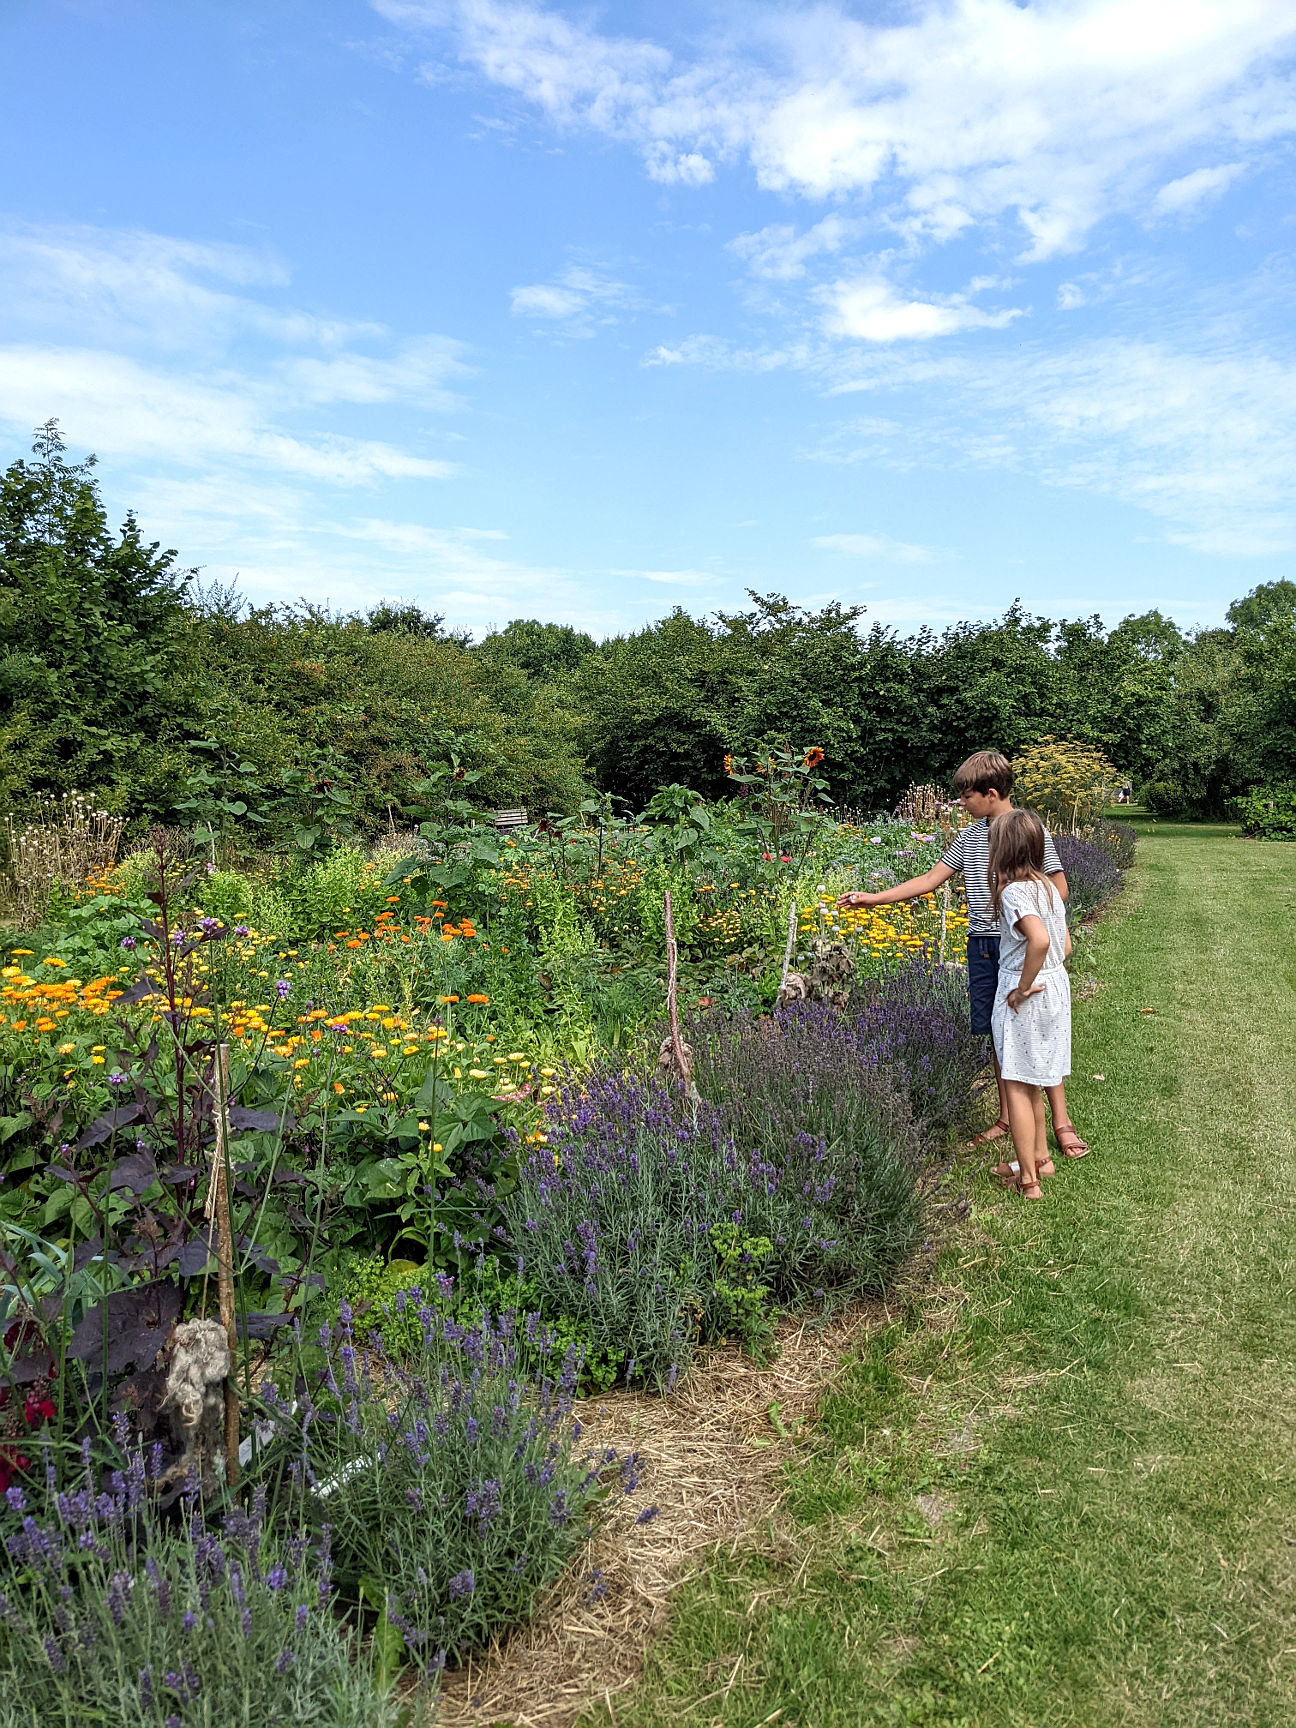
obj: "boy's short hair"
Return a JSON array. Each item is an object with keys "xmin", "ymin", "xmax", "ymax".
[{"xmin": 953, "ymin": 750, "xmax": 1014, "ymax": 798}]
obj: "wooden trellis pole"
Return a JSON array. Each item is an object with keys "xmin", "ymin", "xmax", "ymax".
[
  {"xmin": 663, "ymin": 891, "xmax": 700, "ymax": 1106},
  {"xmin": 209, "ymin": 1042, "xmax": 240, "ymax": 1487}
]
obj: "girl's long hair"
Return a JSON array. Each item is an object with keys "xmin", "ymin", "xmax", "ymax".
[{"xmin": 988, "ymin": 808, "xmax": 1056, "ymax": 920}]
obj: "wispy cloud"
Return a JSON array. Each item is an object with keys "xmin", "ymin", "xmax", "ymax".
[
  {"xmin": 812, "ymin": 532, "xmax": 935, "ymax": 565},
  {"xmin": 376, "ymin": 0, "xmax": 1296, "ymax": 257},
  {"xmin": 509, "ymin": 263, "xmax": 642, "ymax": 330},
  {"xmin": 820, "ymin": 276, "xmax": 1023, "ymax": 343}
]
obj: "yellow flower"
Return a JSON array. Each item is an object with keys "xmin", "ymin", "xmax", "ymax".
[
  {"xmin": 9, "ymin": 950, "xmax": 33, "ymax": 958},
  {"xmin": 58, "ymin": 1042, "xmax": 75, "ymax": 1055},
  {"xmin": 468, "ymin": 1069, "xmax": 491, "ymax": 1080},
  {"xmin": 370, "ymin": 1048, "xmax": 388, "ymax": 1059},
  {"xmin": 418, "ymin": 1120, "xmax": 430, "ymax": 1132},
  {"xmin": 506, "ymin": 1052, "xmax": 527, "ymax": 1062},
  {"xmin": 433, "ymin": 1142, "xmax": 443, "ymax": 1153},
  {"xmin": 42, "ymin": 957, "xmax": 67, "ymax": 968},
  {"xmin": 91, "ymin": 1055, "xmax": 105, "ymax": 1065}
]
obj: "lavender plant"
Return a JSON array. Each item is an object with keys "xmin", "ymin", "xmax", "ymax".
[
  {"xmin": 504, "ymin": 1052, "xmax": 925, "ymax": 1389},
  {"xmin": 0, "ymin": 1443, "xmax": 393, "ymax": 1728},
  {"xmin": 1053, "ymin": 832, "xmax": 1124, "ymax": 921},
  {"xmin": 284, "ymin": 1301, "xmax": 640, "ymax": 1670},
  {"xmin": 846, "ymin": 958, "xmax": 989, "ymax": 1136}
]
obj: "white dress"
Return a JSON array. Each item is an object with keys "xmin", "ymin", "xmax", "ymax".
[{"xmin": 991, "ymin": 879, "xmax": 1072, "ymax": 1087}]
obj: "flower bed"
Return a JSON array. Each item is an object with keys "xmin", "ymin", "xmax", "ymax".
[{"xmin": 1, "ymin": 774, "xmax": 1042, "ymax": 1714}]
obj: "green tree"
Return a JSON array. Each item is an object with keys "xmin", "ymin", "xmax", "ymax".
[
  {"xmin": 0, "ymin": 422, "xmax": 198, "ymax": 809},
  {"xmin": 475, "ymin": 618, "xmax": 598, "ymax": 681}
]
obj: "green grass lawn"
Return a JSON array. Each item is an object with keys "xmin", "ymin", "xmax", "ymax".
[{"xmin": 587, "ymin": 826, "xmax": 1296, "ymax": 1728}]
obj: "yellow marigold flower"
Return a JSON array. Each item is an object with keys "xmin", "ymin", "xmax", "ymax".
[
  {"xmin": 294, "ymin": 1058, "xmax": 310, "ymax": 1069},
  {"xmin": 418, "ymin": 1120, "xmax": 430, "ymax": 1131},
  {"xmin": 506, "ymin": 1052, "xmax": 527, "ymax": 1062},
  {"xmin": 468, "ymin": 1069, "xmax": 490, "ymax": 1080},
  {"xmin": 91, "ymin": 1055, "xmax": 105, "ymax": 1065},
  {"xmin": 58, "ymin": 1042, "xmax": 75, "ymax": 1054},
  {"xmin": 41, "ymin": 957, "xmax": 67, "ymax": 968},
  {"xmin": 370, "ymin": 1048, "xmax": 388, "ymax": 1059}
]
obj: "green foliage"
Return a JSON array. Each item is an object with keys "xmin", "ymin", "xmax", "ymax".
[{"xmin": 1234, "ymin": 784, "xmax": 1296, "ymax": 840}]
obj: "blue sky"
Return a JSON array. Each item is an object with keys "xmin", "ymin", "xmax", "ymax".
[{"xmin": 2, "ymin": 0, "xmax": 1295, "ymax": 638}]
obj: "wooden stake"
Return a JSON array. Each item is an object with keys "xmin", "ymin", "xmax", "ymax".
[
  {"xmin": 210, "ymin": 1042, "xmax": 240, "ymax": 1487},
  {"xmin": 663, "ymin": 891, "xmax": 699, "ymax": 1105},
  {"xmin": 939, "ymin": 878, "xmax": 951, "ymax": 965}
]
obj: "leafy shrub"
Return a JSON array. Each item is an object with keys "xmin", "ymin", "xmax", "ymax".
[
  {"xmin": 1234, "ymin": 784, "xmax": 1296, "ymax": 840},
  {"xmin": 1013, "ymin": 737, "xmax": 1118, "ymax": 830},
  {"xmin": 0, "ymin": 1450, "xmax": 392, "ymax": 1728},
  {"xmin": 1053, "ymin": 832, "xmax": 1123, "ymax": 920},
  {"xmin": 288, "ymin": 1303, "xmax": 640, "ymax": 1668}
]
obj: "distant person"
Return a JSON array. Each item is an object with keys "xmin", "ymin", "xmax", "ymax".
[
  {"xmin": 838, "ymin": 749, "xmax": 1089, "ymax": 1161},
  {"xmin": 987, "ymin": 809, "xmax": 1074, "ymax": 1198}
]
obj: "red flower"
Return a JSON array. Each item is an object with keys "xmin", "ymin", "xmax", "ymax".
[{"xmin": 24, "ymin": 1393, "xmax": 56, "ymax": 1428}]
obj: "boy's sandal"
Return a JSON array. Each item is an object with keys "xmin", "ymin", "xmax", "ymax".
[
  {"xmin": 974, "ymin": 1118, "xmax": 1012, "ymax": 1145},
  {"xmin": 1053, "ymin": 1125, "xmax": 1090, "ymax": 1159}
]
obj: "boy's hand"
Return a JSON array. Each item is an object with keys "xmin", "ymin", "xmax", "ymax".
[
  {"xmin": 838, "ymin": 891, "xmax": 879, "ymax": 909},
  {"xmin": 1006, "ymin": 984, "xmax": 1044, "ymax": 1013}
]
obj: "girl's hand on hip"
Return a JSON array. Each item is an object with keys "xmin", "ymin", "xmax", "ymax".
[{"xmin": 1006, "ymin": 984, "xmax": 1043, "ymax": 1013}]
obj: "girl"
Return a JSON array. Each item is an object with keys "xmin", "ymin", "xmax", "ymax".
[{"xmin": 987, "ymin": 808, "xmax": 1073, "ymax": 1199}]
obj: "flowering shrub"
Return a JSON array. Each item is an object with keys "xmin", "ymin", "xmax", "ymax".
[
  {"xmin": 1053, "ymin": 833, "xmax": 1124, "ymax": 921},
  {"xmin": 846, "ymin": 958, "xmax": 989, "ymax": 1137},
  {"xmin": 0, "ymin": 1449, "xmax": 393, "ymax": 1728},
  {"xmin": 285, "ymin": 1302, "xmax": 639, "ymax": 1667},
  {"xmin": 504, "ymin": 1045, "xmax": 924, "ymax": 1388}
]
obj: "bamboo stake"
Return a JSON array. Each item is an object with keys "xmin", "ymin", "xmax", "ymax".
[
  {"xmin": 210, "ymin": 1042, "xmax": 240, "ymax": 1488},
  {"xmin": 939, "ymin": 878, "xmax": 951, "ymax": 965}
]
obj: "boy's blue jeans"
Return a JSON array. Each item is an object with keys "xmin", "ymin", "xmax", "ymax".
[{"xmin": 966, "ymin": 934, "xmax": 1000, "ymax": 1037}]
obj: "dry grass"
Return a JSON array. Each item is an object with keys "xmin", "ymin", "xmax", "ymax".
[{"xmin": 432, "ymin": 1301, "xmax": 890, "ymax": 1727}]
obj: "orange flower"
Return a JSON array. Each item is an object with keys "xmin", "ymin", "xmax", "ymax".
[
  {"xmin": 723, "ymin": 754, "xmax": 734, "ymax": 774},
  {"xmin": 803, "ymin": 746, "xmax": 825, "ymax": 768},
  {"xmin": 466, "ymin": 993, "xmax": 489, "ymax": 1004}
]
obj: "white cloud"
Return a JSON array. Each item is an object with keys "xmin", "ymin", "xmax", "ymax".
[
  {"xmin": 1154, "ymin": 162, "xmax": 1245, "ymax": 213},
  {"xmin": 812, "ymin": 532, "xmax": 935, "ymax": 564},
  {"xmin": 376, "ymin": 0, "xmax": 1296, "ymax": 257},
  {"xmin": 816, "ymin": 336, "xmax": 1296, "ymax": 556},
  {"xmin": 729, "ymin": 215, "xmax": 859, "ymax": 281},
  {"xmin": 0, "ymin": 346, "xmax": 452, "ymax": 484},
  {"xmin": 509, "ymin": 262, "xmax": 648, "ymax": 334},
  {"xmin": 608, "ymin": 567, "xmax": 719, "ymax": 585},
  {"xmin": 822, "ymin": 277, "xmax": 1023, "ymax": 342}
]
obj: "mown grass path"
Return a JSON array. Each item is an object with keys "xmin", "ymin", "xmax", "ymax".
[{"xmin": 588, "ymin": 827, "xmax": 1296, "ymax": 1728}]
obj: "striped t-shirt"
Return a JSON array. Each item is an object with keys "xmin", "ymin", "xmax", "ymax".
[{"xmin": 940, "ymin": 816, "xmax": 1063, "ymax": 936}]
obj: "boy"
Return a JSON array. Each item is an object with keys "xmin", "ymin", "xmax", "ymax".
[{"xmin": 838, "ymin": 750, "xmax": 1089, "ymax": 1161}]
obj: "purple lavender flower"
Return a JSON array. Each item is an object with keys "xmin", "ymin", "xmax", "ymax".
[
  {"xmin": 447, "ymin": 1568, "xmax": 475, "ymax": 1599},
  {"xmin": 635, "ymin": 1504, "xmax": 660, "ymax": 1525},
  {"xmin": 275, "ymin": 1650, "xmax": 297, "ymax": 1675},
  {"xmin": 119, "ymin": 935, "xmax": 137, "ymax": 950},
  {"xmin": 234, "ymin": 924, "xmax": 250, "ymax": 936},
  {"xmin": 107, "ymin": 1070, "xmax": 129, "ymax": 1088},
  {"xmin": 276, "ymin": 978, "xmax": 291, "ymax": 1000}
]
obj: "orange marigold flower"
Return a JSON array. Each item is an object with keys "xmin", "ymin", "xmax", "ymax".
[
  {"xmin": 723, "ymin": 754, "xmax": 734, "ymax": 774},
  {"xmin": 466, "ymin": 993, "xmax": 489, "ymax": 1004}
]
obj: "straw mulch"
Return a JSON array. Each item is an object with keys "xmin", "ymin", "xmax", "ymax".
[{"xmin": 433, "ymin": 1299, "xmax": 889, "ymax": 1727}]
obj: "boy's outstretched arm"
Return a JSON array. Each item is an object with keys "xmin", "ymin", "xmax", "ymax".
[
  {"xmin": 838, "ymin": 859, "xmax": 955, "ymax": 910},
  {"xmin": 1048, "ymin": 870, "xmax": 1069, "ymax": 903}
]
